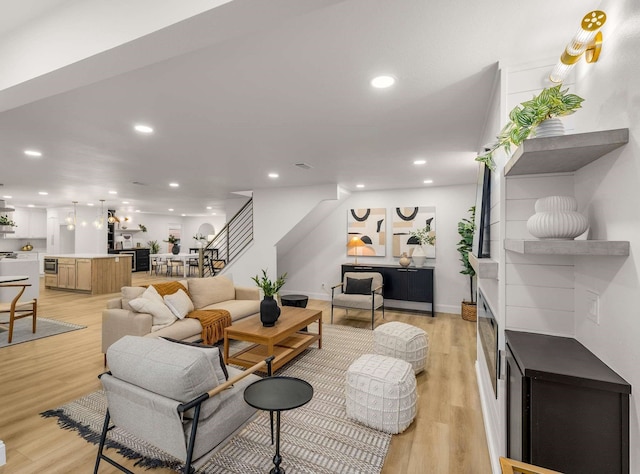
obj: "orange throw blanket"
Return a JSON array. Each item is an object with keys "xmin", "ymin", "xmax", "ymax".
[{"xmin": 186, "ymin": 309, "xmax": 231, "ymax": 345}]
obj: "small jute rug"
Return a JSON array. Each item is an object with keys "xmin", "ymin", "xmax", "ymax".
[
  {"xmin": 42, "ymin": 324, "xmax": 391, "ymax": 473},
  {"xmin": 0, "ymin": 317, "xmax": 85, "ymax": 347}
]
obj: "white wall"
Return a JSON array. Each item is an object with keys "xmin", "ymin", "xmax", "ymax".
[
  {"xmin": 571, "ymin": 0, "xmax": 640, "ymax": 469},
  {"xmin": 225, "ymin": 184, "xmax": 339, "ymax": 287},
  {"xmin": 279, "ymin": 184, "xmax": 476, "ymax": 313}
]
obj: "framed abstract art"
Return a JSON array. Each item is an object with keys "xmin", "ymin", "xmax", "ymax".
[
  {"xmin": 347, "ymin": 208, "xmax": 386, "ymax": 257},
  {"xmin": 392, "ymin": 206, "xmax": 436, "ymax": 258}
]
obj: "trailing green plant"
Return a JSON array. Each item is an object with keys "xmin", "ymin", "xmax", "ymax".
[
  {"xmin": 164, "ymin": 234, "xmax": 179, "ymax": 244},
  {"xmin": 251, "ymin": 269, "xmax": 287, "ymax": 297},
  {"xmin": 147, "ymin": 240, "xmax": 160, "ymax": 254},
  {"xmin": 138, "ymin": 224, "xmax": 147, "ymax": 232},
  {"xmin": 0, "ymin": 215, "xmax": 17, "ymax": 227},
  {"xmin": 476, "ymin": 85, "xmax": 585, "ymax": 170},
  {"xmin": 457, "ymin": 206, "xmax": 476, "ymax": 303}
]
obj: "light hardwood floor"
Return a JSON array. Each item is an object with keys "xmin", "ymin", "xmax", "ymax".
[{"xmin": 0, "ymin": 274, "xmax": 491, "ymax": 473}]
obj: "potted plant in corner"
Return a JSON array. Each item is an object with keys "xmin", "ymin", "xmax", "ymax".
[
  {"xmin": 457, "ymin": 206, "xmax": 477, "ymax": 322},
  {"xmin": 0, "ymin": 214, "xmax": 17, "ymax": 232},
  {"xmin": 147, "ymin": 240, "xmax": 160, "ymax": 254},
  {"xmin": 476, "ymin": 85, "xmax": 585, "ymax": 170},
  {"xmin": 251, "ymin": 269, "xmax": 287, "ymax": 327}
]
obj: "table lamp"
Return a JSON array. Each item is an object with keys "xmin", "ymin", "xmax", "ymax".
[{"xmin": 347, "ymin": 236, "xmax": 366, "ymax": 264}]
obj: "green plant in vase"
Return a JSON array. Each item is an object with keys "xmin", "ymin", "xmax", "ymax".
[
  {"xmin": 252, "ymin": 269, "xmax": 288, "ymax": 327},
  {"xmin": 147, "ymin": 240, "xmax": 160, "ymax": 254},
  {"xmin": 476, "ymin": 85, "xmax": 584, "ymax": 170},
  {"xmin": 0, "ymin": 215, "xmax": 17, "ymax": 227}
]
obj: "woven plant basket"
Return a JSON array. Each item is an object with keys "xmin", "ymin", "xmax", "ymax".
[{"xmin": 461, "ymin": 301, "xmax": 477, "ymax": 322}]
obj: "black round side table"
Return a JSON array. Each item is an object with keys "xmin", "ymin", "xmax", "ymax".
[
  {"xmin": 244, "ymin": 376, "xmax": 313, "ymax": 474},
  {"xmin": 280, "ymin": 294, "xmax": 309, "ymax": 308}
]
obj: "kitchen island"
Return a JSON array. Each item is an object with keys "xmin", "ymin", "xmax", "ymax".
[
  {"xmin": 44, "ymin": 254, "xmax": 132, "ymax": 294},
  {"xmin": 0, "ymin": 254, "xmax": 39, "ymax": 301}
]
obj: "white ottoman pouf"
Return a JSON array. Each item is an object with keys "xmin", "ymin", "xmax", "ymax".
[
  {"xmin": 374, "ymin": 321, "xmax": 428, "ymax": 374},
  {"xmin": 345, "ymin": 354, "xmax": 417, "ymax": 434}
]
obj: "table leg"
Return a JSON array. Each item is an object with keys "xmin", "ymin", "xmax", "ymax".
[
  {"xmin": 223, "ymin": 332, "xmax": 229, "ymax": 363},
  {"xmin": 318, "ymin": 314, "xmax": 322, "ymax": 349},
  {"xmin": 270, "ymin": 410, "xmax": 284, "ymax": 474}
]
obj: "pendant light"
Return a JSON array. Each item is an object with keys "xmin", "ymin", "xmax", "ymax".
[{"xmin": 67, "ymin": 201, "xmax": 77, "ymax": 231}]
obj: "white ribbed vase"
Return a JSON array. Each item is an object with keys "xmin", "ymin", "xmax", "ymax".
[
  {"xmin": 533, "ymin": 118, "xmax": 565, "ymax": 138},
  {"xmin": 527, "ymin": 196, "xmax": 589, "ymax": 240}
]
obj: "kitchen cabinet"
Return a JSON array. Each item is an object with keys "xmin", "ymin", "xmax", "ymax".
[
  {"xmin": 506, "ymin": 330, "xmax": 631, "ymax": 473},
  {"xmin": 75, "ymin": 259, "xmax": 92, "ymax": 291},
  {"xmin": 341, "ymin": 263, "xmax": 435, "ymax": 316},
  {"xmin": 57, "ymin": 258, "xmax": 77, "ymax": 289},
  {"xmin": 44, "ymin": 274, "xmax": 58, "ymax": 288},
  {"xmin": 108, "ymin": 248, "xmax": 150, "ymax": 272},
  {"xmin": 11, "ymin": 208, "xmax": 47, "ymax": 239}
]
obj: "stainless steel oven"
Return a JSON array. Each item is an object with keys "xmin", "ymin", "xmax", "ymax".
[{"xmin": 44, "ymin": 258, "xmax": 58, "ymax": 274}]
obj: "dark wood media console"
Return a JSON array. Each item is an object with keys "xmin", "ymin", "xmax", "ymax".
[{"xmin": 341, "ymin": 263, "xmax": 435, "ymax": 316}]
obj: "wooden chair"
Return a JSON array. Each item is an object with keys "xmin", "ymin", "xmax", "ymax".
[
  {"xmin": 500, "ymin": 457, "xmax": 563, "ymax": 474},
  {"xmin": 0, "ymin": 283, "xmax": 37, "ymax": 343}
]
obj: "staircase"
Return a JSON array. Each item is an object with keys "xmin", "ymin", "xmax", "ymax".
[{"xmin": 193, "ymin": 198, "xmax": 253, "ymax": 277}]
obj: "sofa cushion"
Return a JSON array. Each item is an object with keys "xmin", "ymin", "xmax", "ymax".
[
  {"xmin": 188, "ymin": 276, "xmax": 235, "ymax": 309},
  {"xmin": 129, "ymin": 286, "xmax": 177, "ymax": 330},
  {"xmin": 107, "ymin": 336, "xmax": 220, "ymax": 404},
  {"xmin": 202, "ymin": 299, "xmax": 260, "ymax": 322},
  {"xmin": 121, "ymin": 286, "xmax": 146, "ymax": 311},
  {"xmin": 160, "ymin": 337, "xmax": 228, "ymax": 381},
  {"xmin": 163, "ymin": 289, "xmax": 194, "ymax": 319},
  {"xmin": 144, "ymin": 318, "xmax": 202, "ymax": 341}
]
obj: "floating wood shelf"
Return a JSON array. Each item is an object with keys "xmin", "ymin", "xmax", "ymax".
[
  {"xmin": 504, "ymin": 239, "xmax": 630, "ymax": 256},
  {"xmin": 114, "ymin": 229, "xmax": 141, "ymax": 233},
  {"xmin": 469, "ymin": 253, "xmax": 499, "ymax": 279},
  {"xmin": 504, "ymin": 128, "xmax": 629, "ymax": 176}
]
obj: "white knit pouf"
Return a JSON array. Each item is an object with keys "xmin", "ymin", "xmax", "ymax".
[
  {"xmin": 345, "ymin": 354, "xmax": 417, "ymax": 434},
  {"xmin": 374, "ymin": 321, "xmax": 428, "ymax": 374}
]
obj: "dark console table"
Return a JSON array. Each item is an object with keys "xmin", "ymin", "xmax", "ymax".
[
  {"xmin": 506, "ymin": 330, "xmax": 631, "ymax": 473},
  {"xmin": 341, "ymin": 264, "xmax": 435, "ymax": 316}
]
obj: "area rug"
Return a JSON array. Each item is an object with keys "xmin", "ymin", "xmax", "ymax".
[
  {"xmin": 42, "ymin": 324, "xmax": 391, "ymax": 473},
  {"xmin": 0, "ymin": 317, "xmax": 85, "ymax": 347}
]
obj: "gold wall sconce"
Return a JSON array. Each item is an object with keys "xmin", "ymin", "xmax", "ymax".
[{"xmin": 549, "ymin": 10, "xmax": 607, "ymax": 83}]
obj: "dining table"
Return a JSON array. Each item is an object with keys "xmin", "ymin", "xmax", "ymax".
[{"xmin": 149, "ymin": 253, "xmax": 200, "ymax": 278}]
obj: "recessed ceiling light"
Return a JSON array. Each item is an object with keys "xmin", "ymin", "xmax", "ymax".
[
  {"xmin": 134, "ymin": 124, "xmax": 154, "ymax": 134},
  {"xmin": 211, "ymin": 212, "xmax": 217, "ymax": 216},
  {"xmin": 24, "ymin": 150, "xmax": 42, "ymax": 157},
  {"xmin": 38, "ymin": 191, "xmax": 48, "ymax": 195},
  {"xmin": 356, "ymin": 184, "xmax": 365, "ymax": 188},
  {"xmin": 87, "ymin": 203, "xmax": 94, "ymax": 206},
  {"xmin": 108, "ymin": 190, "xmax": 117, "ymax": 195},
  {"xmin": 370, "ymin": 75, "xmax": 396, "ymax": 89},
  {"xmin": 169, "ymin": 183, "xmax": 179, "ymax": 188},
  {"xmin": 27, "ymin": 204, "xmax": 34, "ymax": 208},
  {"xmin": 135, "ymin": 210, "xmax": 140, "ymax": 213},
  {"xmin": 414, "ymin": 159, "xmax": 426, "ymax": 165},
  {"xmin": 181, "ymin": 214, "xmax": 186, "ymax": 217},
  {"xmin": 122, "ymin": 201, "xmax": 129, "ymax": 204},
  {"xmin": 168, "ymin": 208, "xmax": 174, "ymax": 212},
  {"xmin": 3, "ymin": 195, "xmax": 12, "ymax": 199},
  {"xmin": 424, "ymin": 179, "xmax": 433, "ymax": 184},
  {"xmin": 206, "ymin": 206, "xmax": 212, "ymax": 210},
  {"xmin": 268, "ymin": 173, "xmax": 279, "ymax": 179}
]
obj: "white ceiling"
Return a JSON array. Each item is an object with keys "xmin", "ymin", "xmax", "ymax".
[{"xmin": 0, "ymin": 0, "xmax": 594, "ymax": 216}]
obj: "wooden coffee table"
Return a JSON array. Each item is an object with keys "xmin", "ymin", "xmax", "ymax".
[{"xmin": 224, "ymin": 306, "xmax": 322, "ymax": 372}]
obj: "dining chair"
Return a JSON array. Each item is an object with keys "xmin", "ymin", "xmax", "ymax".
[
  {"xmin": 166, "ymin": 259, "xmax": 184, "ymax": 277},
  {"xmin": 0, "ymin": 283, "xmax": 37, "ymax": 343}
]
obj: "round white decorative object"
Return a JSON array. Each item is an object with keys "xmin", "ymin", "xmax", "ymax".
[
  {"xmin": 533, "ymin": 118, "xmax": 565, "ymax": 138},
  {"xmin": 534, "ymin": 195, "xmax": 577, "ymax": 213},
  {"xmin": 527, "ymin": 195, "xmax": 588, "ymax": 240}
]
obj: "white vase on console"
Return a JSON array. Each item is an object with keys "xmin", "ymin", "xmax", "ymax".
[{"xmin": 411, "ymin": 246, "xmax": 426, "ymax": 267}]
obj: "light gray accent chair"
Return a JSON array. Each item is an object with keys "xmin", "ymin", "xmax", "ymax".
[
  {"xmin": 95, "ymin": 336, "xmax": 272, "ymax": 474},
  {"xmin": 331, "ymin": 271, "xmax": 384, "ymax": 329}
]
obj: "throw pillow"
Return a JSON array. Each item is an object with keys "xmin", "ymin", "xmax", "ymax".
[
  {"xmin": 163, "ymin": 289, "xmax": 194, "ymax": 319},
  {"xmin": 129, "ymin": 286, "xmax": 177, "ymax": 329},
  {"xmin": 120, "ymin": 286, "xmax": 145, "ymax": 311},
  {"xmin": 160, "ymin": 337, "xmax": 229, "ymax": 382},
  {"xmin": 188, "ymin": 276, "xmax": 235, "ymax": 309},
  {"xmin": 345, "ymin": 277, "xmax": 372, "ymax": 295}
]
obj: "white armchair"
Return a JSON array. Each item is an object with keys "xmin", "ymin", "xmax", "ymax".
[{"xmin": 331, "ymin": 272, "xmax": 384, "ymax": 329}]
